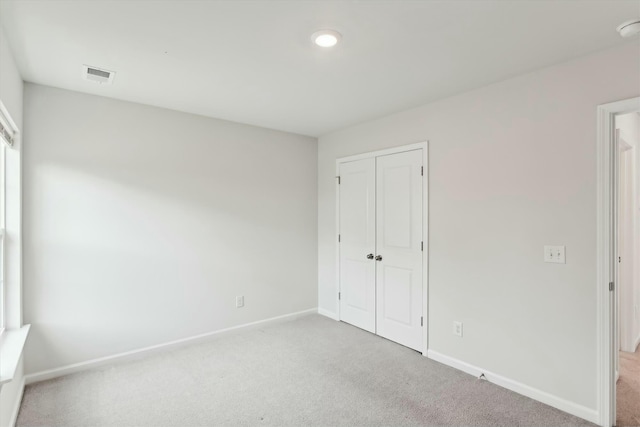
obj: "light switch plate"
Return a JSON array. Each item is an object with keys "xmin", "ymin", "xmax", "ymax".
[{"xmin": 544, "ymin": 245, "xmax": 566, "ymax": 264}]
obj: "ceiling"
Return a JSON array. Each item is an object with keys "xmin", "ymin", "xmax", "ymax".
[{"xmin": 1, "ymin": 1, "xmax": 638, "ymax": 137}]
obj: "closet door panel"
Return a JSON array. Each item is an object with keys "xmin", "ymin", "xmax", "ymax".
[
  {"xmin": 338, "ymin": 158, "xmax": 376, "ymax": 333},
  {"xmin": 375, "ymin": 149, "xmax": 423, "ymax": 351}
]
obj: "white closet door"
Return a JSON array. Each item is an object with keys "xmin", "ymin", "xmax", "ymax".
[
  {"xmin": 375, "ymin": 149, "xmax": 423, "ymax": 351},
  {"xmin": 339, "ymin": 158, "xmax": 376, "ymax": 333}
]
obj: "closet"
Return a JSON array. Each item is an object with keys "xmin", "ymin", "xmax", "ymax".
[{"xmin": 337, "ymin": 145, "xmax": 425, "ymax": 352}]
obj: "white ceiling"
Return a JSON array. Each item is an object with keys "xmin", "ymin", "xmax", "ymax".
[{"xmin": 1, "ymin": 1, "xmax": 638, "ymax": 137}]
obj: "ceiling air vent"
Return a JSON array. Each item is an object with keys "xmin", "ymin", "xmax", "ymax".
[{"xmin": 82, "ymin": 65, "xmax": 116, "ymax": 84}]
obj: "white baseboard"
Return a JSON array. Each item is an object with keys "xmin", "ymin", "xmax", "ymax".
[
  {"xmin": 9, "ymin": 376, "xmax": 25, "ymax": 427},
  {"xmin": 25, "ymin": 308, "xmax": 317, "ymax": 385},
  {"xmin": 317, "ymin": 308, "xmax": 339, "ymax": 320},
  {"xmin": 426, "ymin": 350, "xmax": 599, "ymax": 425}
]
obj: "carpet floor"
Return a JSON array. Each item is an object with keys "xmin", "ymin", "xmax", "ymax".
[
  {"xmin": 617, "ymin": 344, "xmax": 640, "ymax": 427},
  {"xmin": 18, "ymin": 314, "xmax": 596, "ymax": 427}
]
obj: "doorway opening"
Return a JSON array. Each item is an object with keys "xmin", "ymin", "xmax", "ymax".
[
  {"xmin": 613, "ymin": 111, "xmax": 640, "ymax": 427},
  {"xmin": 597, "ymin": 98, "xmax": 640, "ymax": 427}
]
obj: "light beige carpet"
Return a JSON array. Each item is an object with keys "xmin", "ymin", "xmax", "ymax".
[
  {"xmin": 18, "ymin": 314, "xmax": 596, "ymax": 426},
  {"xmin": 617, "ymin": 344, "xmax": 640, "ymax": 427}
]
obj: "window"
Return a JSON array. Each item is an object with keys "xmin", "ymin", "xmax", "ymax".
[
  {"xmin": 0, "ymin": 142, "xmax": 4, "ymax": 333},
  {"xmin": 0, "ymin": 101, "xmax": 17, "ymax": 333},
  {"xmin": 0, "ymin": 100, "xmax": 29, "ymax": 388}
]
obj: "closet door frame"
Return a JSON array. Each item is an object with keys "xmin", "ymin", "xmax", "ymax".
[{"xmin": 335, "ymin": 141, "xmax": 429, "ymax": 354}]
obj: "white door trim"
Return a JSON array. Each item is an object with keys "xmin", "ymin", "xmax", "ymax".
[
  {"xmin": 335, "ymin": 141, "xmax": 429, "ymax": 354},
  {"xmin": 337, "ymin": 142, "xmax": 425, "ymax": 165},
  {"xmin": 596, "ymin": 97, "xmax": 640, "ymax": 427}
]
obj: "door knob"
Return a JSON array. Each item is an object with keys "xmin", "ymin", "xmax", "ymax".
[
  {"xmin": 366, "ymin": 253, "xmax": 374, "ymax": 259},
  {"xmin": 375, "ymin": 255, "xmax": 382, "ymax": 261}
]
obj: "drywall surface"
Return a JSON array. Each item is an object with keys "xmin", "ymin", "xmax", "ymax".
[
  {"xmin": 615, "ymin": 112, "xmax": 640, "ymax": 351},
  {"xmin": 0, "ymin": 27, "xmax": 21, "ymax": 122},
  {"xmin": 0, "ymin": 23, "xmax": 24, "ymax": 427},
  {"xmin": 23, "ymin": 84, "xmax": 318, "ymax": 373},
  {"xmin": 617, "ymin": 112, "xmax": 640, "ymax": 144},
  {"xmin": 318, "ymin": 42, "xmax": 640, "ymax": 412}
]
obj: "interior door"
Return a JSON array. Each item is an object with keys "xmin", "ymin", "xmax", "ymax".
[
  {"xmin": 375, "ymin": 149, "xmax": 423, "ymax": 351},
  {"xmin": 338, "ymin": 158, "xmax": 376, "ymax": 333}
]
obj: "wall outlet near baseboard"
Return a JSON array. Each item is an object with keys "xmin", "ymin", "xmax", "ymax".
[
  {"xmin": 236, "ymin": 296, "xmax": 244, "ymax": 308},
  {"xmin": 453, "ymin": 321, "xmax": 463, "ymax": 337}
]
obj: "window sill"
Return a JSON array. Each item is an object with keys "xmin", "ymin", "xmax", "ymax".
[{"xmin": 0, "ymin": 324, "xmax": 30, "ymax": 386}]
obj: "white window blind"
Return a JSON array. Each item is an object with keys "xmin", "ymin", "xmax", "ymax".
[{"xmin": 0, "ymin": 114, "xmax": 15, "ymax": 147}]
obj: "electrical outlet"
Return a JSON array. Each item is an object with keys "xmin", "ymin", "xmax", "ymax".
[
  {"xmin": 453, "ymin": 321, "xmax": 463, "ymax": 337},
  {"xmin": 236, "ymin": 296, "xmax": 244, "ymax": 308},
  {"xmin": 544, "ymin": 245, "xmax": 565, "ymax": 264}
]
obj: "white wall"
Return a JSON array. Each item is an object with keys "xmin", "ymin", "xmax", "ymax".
[
  {"xmin": 318, "ymin": 42, "xmax": 640, "ymax": 415},
  {"xmin": 0, "ymin": 24, "xmax": 24, "ymax": 427},
  {"xmin": 23, "ymin": 84, "xmax": 318, "ymax": 374},
  {"xmin": 615, "ymin": 111, "xmax": 640, "ymax": 351}
]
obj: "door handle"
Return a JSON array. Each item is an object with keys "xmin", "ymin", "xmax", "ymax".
[
  {"xmin": 366, "ymin": 253, "xmax": 374, "ymax": 259},
  {"xmin": 375, "ymin": 255, "xmax": 382, "ymax": 261}
]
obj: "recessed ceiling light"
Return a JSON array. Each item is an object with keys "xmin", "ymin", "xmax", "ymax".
[
  {"xmin": 617, "ymin": 19, "xmax": 640, "ymax": 38},
  {"xmin": 311, "ymin": 30, "xmax": 341, "ymax": 47}
]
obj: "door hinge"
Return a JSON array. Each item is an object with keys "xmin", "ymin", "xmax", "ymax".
[
  {"xmin": 609, "ymin": 282, "xmax": 615, "ymax": 291},
  {"xmin": 338, "ymin": 234, "xmax": 341, "ymax": 243},
  {"xmin": 336, "ymin": 176, "xmax": 341, "ymax": 185},
  {"xmin": 338, "ymin": 292, "xmax": 341, "ymax": 300},
  {"xmin": 421, "ymin": 316, "xmax": 423, "ymax": 327},
  {"xmin": 421, "ymin": 166, "xmax": 423, "ymax": 176},
  {"xmin": 421, "ymin": 241, "xmax": 423, "ymax": 251}
]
